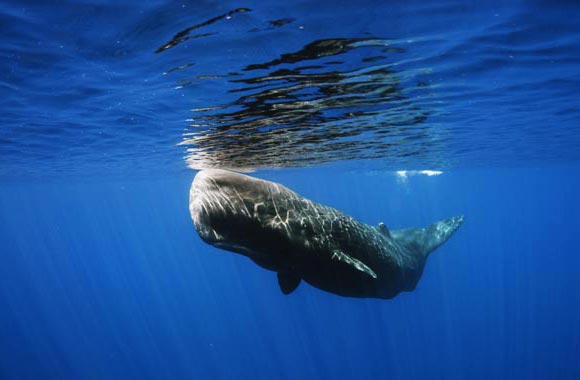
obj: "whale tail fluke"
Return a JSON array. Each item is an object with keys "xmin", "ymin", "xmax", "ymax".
[
  {"xmin": 420, "ymin": 215, "xmax": 464, "ymax": 256},
  {"xmin": 391, "ymin": 215, "xmax": 464, "ymax": 257}
]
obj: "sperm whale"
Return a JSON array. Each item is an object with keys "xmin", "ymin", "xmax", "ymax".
[{"xmin": 189, "ymin": 169, "xmax": 463, "ymax": 299}]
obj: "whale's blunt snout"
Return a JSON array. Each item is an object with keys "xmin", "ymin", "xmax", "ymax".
[
  {"xmin": 189, "ymin": 171, "xmax": 214, "ymax": 243},
  {"xmin": 189, "ymin": 170, "xmax": 236, "ymax": 243},
  {"xmin": 189, "ymin": 169, "xmax": 259, "ymax": 245},
  {"xmin": 191, "ymin": 169, "xmax": 228, "ymax": 193}
]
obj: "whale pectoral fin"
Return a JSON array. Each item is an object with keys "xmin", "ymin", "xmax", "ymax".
[
  {"xmin": 277, "ymin": 271, "xmax": 301, "ymax": 295},
  {"xmin": 332, "ymin": 251, "xmax": 378, "ymax": 279}
]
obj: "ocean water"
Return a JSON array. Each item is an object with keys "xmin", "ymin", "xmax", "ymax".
[{"xmin": 1, "ymin": 1, "xmax": 579, "ymax": 379}]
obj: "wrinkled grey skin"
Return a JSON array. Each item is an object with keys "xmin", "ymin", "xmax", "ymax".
[{"xmin": 189, "ymin": 169, "xmax": 464, "ymax": 299}]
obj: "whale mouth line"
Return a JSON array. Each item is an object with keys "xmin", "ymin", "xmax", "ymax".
[
  {"xmin": 213, "ymin": 242, "xmax": 268, "ymax": 262},
  {"xmin": 214, "ymin": 241, "xmax": 252, "ymax": 253}
]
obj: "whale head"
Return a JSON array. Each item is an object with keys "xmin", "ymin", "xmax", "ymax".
[{"xmin": 189, "ymin": 169, "xmax": 292, "ymax": 269}]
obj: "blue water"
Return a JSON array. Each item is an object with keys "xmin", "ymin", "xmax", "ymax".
[{"xmin": 1, "ymin": 0, "xmax": 580, "ymax": 379}]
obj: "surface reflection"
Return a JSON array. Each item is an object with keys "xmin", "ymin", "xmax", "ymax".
[{"xmin": 158, "ymin": 10, "xmax": 442, "ymax": 170}]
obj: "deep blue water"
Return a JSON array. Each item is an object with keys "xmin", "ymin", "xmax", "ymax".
[{"xmin": 1, "ymin": 1, "xmax": 580, "ymax": 379}]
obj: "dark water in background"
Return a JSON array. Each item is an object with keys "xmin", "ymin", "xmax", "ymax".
[{"xmin": 1, "ymin": 1, "xmax": 580, "ymax": 379}]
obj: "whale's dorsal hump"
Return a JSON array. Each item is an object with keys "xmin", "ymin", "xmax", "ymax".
[{"xmin": 377, "ymin": 222, "xmax": 391, "ymax": 238}]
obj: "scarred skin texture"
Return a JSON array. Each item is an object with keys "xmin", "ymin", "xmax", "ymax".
[{"xmin": 189, "ymin": 169, "xmax": 464, "ymax": 299}]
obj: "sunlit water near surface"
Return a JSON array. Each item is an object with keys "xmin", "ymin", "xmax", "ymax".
[
  {"xmin": 2, "ymin": 0, "xmax": 580, "ymax": 177},
  {"xmin": 1, "ymin": 1, "xmax": 580, "ymax": 379}
]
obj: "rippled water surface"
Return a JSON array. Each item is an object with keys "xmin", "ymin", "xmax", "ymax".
[{"xmin": 1, "ymin": 1, "xmax": 580, "ymax": 178}]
